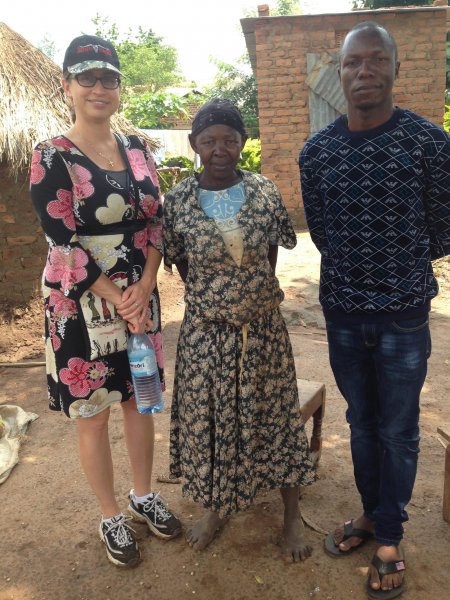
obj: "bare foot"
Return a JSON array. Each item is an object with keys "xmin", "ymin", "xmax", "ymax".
[
  {"xmin": 278, "ymin": 486, "xmax": 312, "ymax": 561},
  {"xmin": 333, "ymin": 514, "xmax": 374, "ymax": 552},
  {"xmin": 186, "ymin": 511, "xmax": 228, "ymax": 550},
  {"xmin": 369, "ymin": 545, "xmax": 405, "ymax": 593},
  {"xmin": 278, "ymin": 514, "xmax": 313, "ymax": 562}
]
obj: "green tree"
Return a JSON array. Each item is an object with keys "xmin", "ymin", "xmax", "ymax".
[
  {"xmin": 238, "ymin": 138, "xmax": 261, "ymax": 173},
  {"xmin": 123, "ymin": 91, "xmax": 190, "ymax": 129},
  {"xmin": 204, "ymin": 58, "xmax": 259, "ymax": 136},
  {"xmin": 91, "ymin": 15, "xmax": 187, "ymax": 127},
  {"xmin": 38, "ymin": 34, "xmax": 57, "ymax": 59},
  {"xmin": 273, "ymin": 0, "xmax": 301, "ymax": 15},
  {"xmin": 92, "ymin": 15, "xmax": 181, "ymax": 93}
]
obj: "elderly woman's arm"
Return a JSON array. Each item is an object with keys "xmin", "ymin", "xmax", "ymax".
[
  {"xmin": 268, "ymin": 245, "xmax": 278, "ymax": 273},
  {"xmin": 163, "ymin": 188, "xmax": 188, "ymax": 283},
  {"xmin": 174, "ymin": 260, "xmax": 188, "ymax": 283}
]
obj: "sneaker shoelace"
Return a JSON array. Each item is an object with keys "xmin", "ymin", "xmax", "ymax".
[
  {"xmin": 104, "ymin": 516, "xmax": 135, "ymax": 548},
  {"xmin": 141, "ymin": 493, "xmax": 171, "ymax": 523}
]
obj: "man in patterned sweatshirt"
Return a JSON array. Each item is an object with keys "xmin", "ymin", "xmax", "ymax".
[{"xmin": 299, "ymin": 21, "xmax": 450, "ymax": 600}]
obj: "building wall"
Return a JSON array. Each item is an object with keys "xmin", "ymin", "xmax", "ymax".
[
  {"xmin": 0, "ymin": 164, "xmax": 46, "ymax": 308},
  {"xmin": 253, "ymin": 7, "xmax": 449, "ymax": 226}
]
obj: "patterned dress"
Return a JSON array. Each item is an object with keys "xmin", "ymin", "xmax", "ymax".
[
  {"xmin": 164, "ymin": 171, "xmax": 314, "ymax": 518},
  {"xmin": 30, "ymin": 135, "xmax": 164, "ymax": 419}
]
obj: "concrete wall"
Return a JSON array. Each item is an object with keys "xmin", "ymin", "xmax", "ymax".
[
  {"xmin": 0, "ymin": 164, "xmax": 46, "ymax": 308},
  {"xmin": 251, "ymin": 7, "xmax": 449, "ymax": 226}
]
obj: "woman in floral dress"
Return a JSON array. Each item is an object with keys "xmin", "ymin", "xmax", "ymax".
[
  {"xmin": 30, "ymin": 35, "xmax": 180, "ymax": 568},
  {"xmin": 164, "ymin": 99, "xmax": 314, "ymax": 561}
]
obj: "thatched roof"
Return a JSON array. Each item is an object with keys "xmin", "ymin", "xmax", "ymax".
[{"xmin": 0, "ymin": 23, "xmax": 157, "ymax": 176}]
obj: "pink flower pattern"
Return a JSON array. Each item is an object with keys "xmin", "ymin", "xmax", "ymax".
[
  {"xmin": 141, "ymin": 195, "xmax": 159, "ymax": 217},
  {"xmin": 134, "ymin": 229, "xmax": 147, "ymax": 251},
  {"xmin": 51, "ymin": 137, "xmax": 74, "ymax": 152},
  {"xmin": 48, "ymin": 289, "xmax": 78, "ymax": 318},
  {"xmin": 126, "ymin": 149, "xmax": 148, "ymax": 181},
  {"xmin": 46, "ymin": 246, "xmax": 89, "ymax": 292},
  {"xmin": 60, "ymin": 357, "xmax": 108, "ymax": 397},
  {"xmin": 30, "ymin": 150, "xmax": 46, "ymax": 185},
  {"xmin": 147, "ymin": 225, "xmax": 163, "ymax": 254},
  {"xmin": 49, "ymin": 320, "xmax": 61, "ymax": 351},
  {"xmin": 47, "ymin": 189, "xmax": 76, "ymax": 230},
  {"xmin": 146, "ymin": 154, "xmax": 159, "ymax": 187},
  {"xmin": 70, "ymin": 164, "xmax": 95, "ymax": 201}
]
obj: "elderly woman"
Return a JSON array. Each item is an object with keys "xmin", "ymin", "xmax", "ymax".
[
  {"xmin": 164, "ymin": 99, "xmax": 314, "ymax": 561},
  {"xmin": 30, "ymin": 35, "xmax": 181, "ymax": 568}
]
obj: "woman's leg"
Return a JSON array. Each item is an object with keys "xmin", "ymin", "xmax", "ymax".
[
  {"xmin": 76, "ymin": 408, "xmax": 120, "ymax": 518},
  {"xmin": 121, "ymin": 398, "xmax": 154, "ymax": 496},
  {"xmin": 122, "ymin": 399, "xmax": 182, "ymax": 539},
  {"xmin": 279, "ymin": 487, "xmax": 312, "ymax": 562}
]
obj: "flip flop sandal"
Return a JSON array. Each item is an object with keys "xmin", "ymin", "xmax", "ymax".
[
  {"xmin": 367, "ymin": 552, "xmax": 406, "ymax": 599},
  {"xmin": 324, "ymin": 519, "xmax": 374, "ymax": 557}
]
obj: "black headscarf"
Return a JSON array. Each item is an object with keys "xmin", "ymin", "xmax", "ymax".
[{"xmin": 191, "ymin": 99, "xmax": 247, "ymax": 138}]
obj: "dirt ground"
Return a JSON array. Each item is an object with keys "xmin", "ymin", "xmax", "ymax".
[{"xmin": 1, "ymin": 233, "xmax": 450, "ymax": 600}]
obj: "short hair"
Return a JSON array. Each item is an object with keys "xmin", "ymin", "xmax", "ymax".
[{"xmin": 340, "ymin": 21, "xmax": 398, "ymax": 63}]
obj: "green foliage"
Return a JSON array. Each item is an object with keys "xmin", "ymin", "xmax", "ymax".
[
  {"xmin": 157, "ymin": 156, "xmax": 194, "ymax": 195},
  {"xmin": 92, "ymin": 15, "xmax": 181, "ymax": 93},
  {"xmin": 38, "ymin": 34, "xmax": 56, "ymax": 59},
  {"xmin": 205, "ymin": 58, "xmax": 259, "ymax": 137},
  {"xmin": 123, "ymin": 91, "xmax": 189, "ymax": 129},
  {"xmin": 272, "ymin": 0, "xmax": 301, "ymax": 15},
  {"xmin": 161, "ymin": 156, "xmax": 194, "ymax": 169},
  {"xmin": 238, "ymin": 138, "xmax": 261, "ymax": 173},
  {"xmin": 444, "ymin": 105, "xmax": 450, "ymax": 134}
]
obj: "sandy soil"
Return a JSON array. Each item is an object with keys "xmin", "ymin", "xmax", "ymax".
[{"xmin": 1, "ymin": 233, "xmax": 449, "ymax": 600}]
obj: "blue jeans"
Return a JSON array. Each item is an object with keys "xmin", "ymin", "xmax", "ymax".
[{"xmin": 326, "ymin": 316, "xmax": 431, "ymax": 546}]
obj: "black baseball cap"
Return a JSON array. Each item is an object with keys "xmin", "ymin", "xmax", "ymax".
[{"xmin": 63, "ymin": 35, "xmax": 122, "ymax": 75}]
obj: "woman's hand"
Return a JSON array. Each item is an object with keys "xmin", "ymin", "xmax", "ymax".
[
  {"xmin": 116, "ymin": 279, "xmax": 155, "ymax": 333},
  {"xmin": 117, "ymin": 245, "xmax": 162, "ymax": 334},
  {"xmin": 127, "ymin": 316, "xmax": 150, "ymax": 335}
]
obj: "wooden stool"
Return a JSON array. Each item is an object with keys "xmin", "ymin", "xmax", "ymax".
[
  {"xmin": 297, "ymin": 379, "xmax": 326, "ymax": 466},
  {"xmin": 437, "ymin": 426, "xmax": 450, "ymax": 522}
]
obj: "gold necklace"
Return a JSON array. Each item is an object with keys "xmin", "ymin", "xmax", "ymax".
[{"xmin": 81, "ymin": 137, "xmax": 117, "ymax": 168}]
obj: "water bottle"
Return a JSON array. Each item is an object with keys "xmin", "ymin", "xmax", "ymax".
[{"xmin": 127, "ymin": 333, "xmax": 164, "ymax": 414}]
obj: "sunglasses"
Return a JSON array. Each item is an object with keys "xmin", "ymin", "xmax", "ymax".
[{"xmin": 74, "ymin": 73, "xmax": 121, "ymax": 90}]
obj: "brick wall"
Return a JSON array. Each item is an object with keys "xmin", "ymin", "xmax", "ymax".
[
  {"xmin": 0, "ymin": 163, "xmax": 46, "ymax": 308},
  {"xmin": 250, "ymin": 7, "xmax": 449, "ymax": 226}
]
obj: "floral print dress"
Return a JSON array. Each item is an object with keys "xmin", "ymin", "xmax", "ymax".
[
  {"xmin": 30, "ymin": 135, "xmax": 164, "ymax": 418},
  {"xmin": 164, "ymin": 171, "xmax": 314, "ymax": 518}
]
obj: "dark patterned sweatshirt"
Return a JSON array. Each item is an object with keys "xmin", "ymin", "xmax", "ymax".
[{"xmin": 299, "ymin": 108, "xmax": 450, "ymax": 322}]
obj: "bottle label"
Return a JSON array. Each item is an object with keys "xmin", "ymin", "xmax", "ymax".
[{"xmin": 129, "ymin": 353, "xmax": 158, "ymax": 377}]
